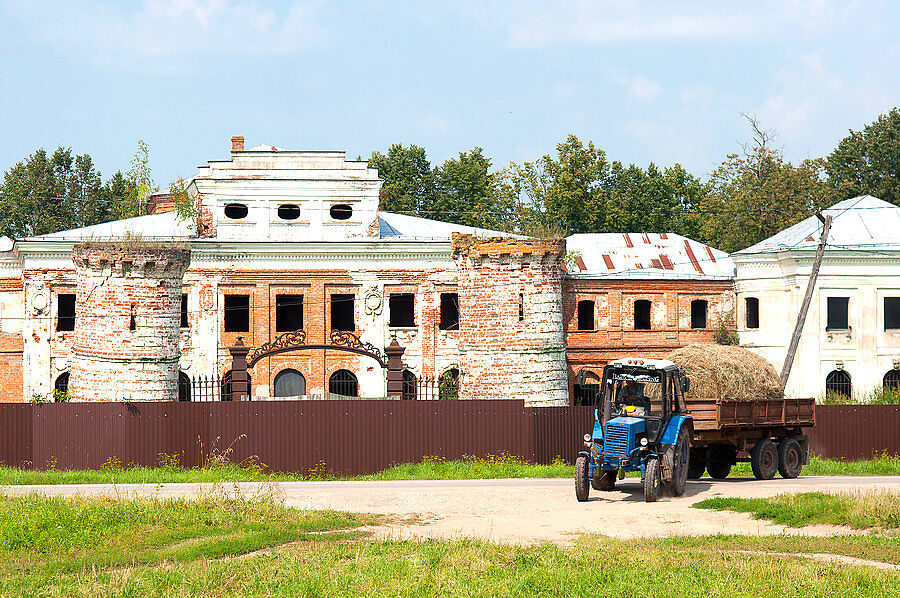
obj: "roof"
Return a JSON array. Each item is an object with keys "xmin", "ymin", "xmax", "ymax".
[
  {"xmin": 735, "ymin": 195, "xmax": 900, "ymax": 255},
  {"xmin": 565, "ymin": 232, "xmax": 734, "ymax": 279},
  {"xmin": 24, "ymin": 211, "xmax": 197, "ymax": 241},
  {"xmin": 377, "ymin": 212, "xmax": 518, "ymax": 241}
]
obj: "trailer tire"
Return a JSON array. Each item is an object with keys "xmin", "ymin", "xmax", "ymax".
[
  {"xmin": 688, "ymin": 447, "xmax": 706, "ymax": 479},
  {"xmin": 575, "ymin": 455, "xmax": 590, "ymax": 502},
  {"xmin": 750, "ymin": 438, "xmax": 778, "ymax": 480},
  {"xmin": 644, "ymin": 458, "xmax": 662, "ymax": 503},
  {"xmin": 777, "ymin": 438, "xmax": 803, "ymax": 479},
  {"xmin": 592, "ymin": 469, "xmax": 616, "ymax": 491},
  {"xmin": 706, "ymin": 460, "xmax": 731, "ymax": 480}
]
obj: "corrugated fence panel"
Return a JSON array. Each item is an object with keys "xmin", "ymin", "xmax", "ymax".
[
  {"xmin": 530, "ymin": 406, "xmax": 595, "ymax": 465},
  {"xmin": 0, "ymin": 403, "xmax": 31, "ymax": 467},
  {"xmin": 809, "ymin": 405, "xmax": 900, "ymax": 459}
]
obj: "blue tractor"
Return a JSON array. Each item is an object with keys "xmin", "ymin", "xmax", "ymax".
[{"xmin": 575, "ymin": 358, "xmax": 693, "ymax": 502}]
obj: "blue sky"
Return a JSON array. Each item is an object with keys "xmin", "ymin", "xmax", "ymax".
[{"xmin": 1, "ymin": 1, "xmax": 898, "ymax": 187}]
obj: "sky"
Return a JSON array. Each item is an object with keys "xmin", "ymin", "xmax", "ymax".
[{"xmin": 1, "ymin": 0, "xmax": 898, "ymax": 187}]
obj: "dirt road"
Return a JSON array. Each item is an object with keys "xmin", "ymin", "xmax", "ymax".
[{"xmin": 5, "ymin": 475, "xmax": 899, "ymax": 545}]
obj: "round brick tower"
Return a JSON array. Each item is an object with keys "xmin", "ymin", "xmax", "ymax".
[
  {"xmin": 451, "ymin": 234, "xmax": 568, "ymax": 406},
  {"xmin": 69, "ymin": 244, "xmax": 191, "ymax": 402}
]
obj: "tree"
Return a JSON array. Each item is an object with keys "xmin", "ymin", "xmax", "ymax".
[
  {"xmin": 112, "ymin": 139, "xmax": 155, "ymax": 220},
  {"xmin": 826, "ymin": 107, "xmax": 900, "ymax": 204},
  {"xmin": 433, "ymin": 148, "xmax": 514, "ymax": 231},
  {"xmin": 368, "ymin": 144, "xmax": 435, "ymax": 216}
]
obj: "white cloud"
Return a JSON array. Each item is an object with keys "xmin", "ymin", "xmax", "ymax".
[
  {"xmin": 423, "ymin": 115, "xmax": 450, "ymax": 136},
  {"xmin": 622, "ymin": 74, "xmax": 661, "ymax": 102}
]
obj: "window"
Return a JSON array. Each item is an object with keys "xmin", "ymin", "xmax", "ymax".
[
  {"xmin": 402, "ymin": 370, "xmax": 417, "ymax": 400},
  {"xmin": 275, "ymin": 295, "xmax": 303, "ymax": 332},
  {"xmin": 54, "ymin": 372, "xmax": 70, "ymax": 397},
  {"xmin": 825, "ymin": 370, "xmax": 852, "ymax": 399},
  {"xmin": 57, "ymin": 293, "xmax": 75, "ymax": 331},
  {"xmin": 577, "ymin": 300, "xmax": 595, "ymax": 330},
  {"xmin": 330, "ymin": 294, "xmax": 355, "ymax": 331},
  {"xmin": 885, "ymin": 298, "xmax": 900, "ymax": 330},
  {"xmin": 224, "ymin": 203, "xmax": 248, "ymax": 219},
  {"xmin": 439, "ymin": 368, "xmax": 460, "ymax": 400},
  {"xmin": 329, "ymin": 204, "xmax": 353, "ymax": 220},
  {"xmin": 329, "ymin": 369, "xmax": 358, "ymax": 397},
  {"xmin": 745, "ymin": 297, "xmax": 759, "ymax": 329},
  {"xmin": 573, "ymin": 369, "xmax": 601, "ymax": 406},
  {"xmin": 439, "ymin": 293, "xmax": 459, "ymax": 330},
  {"xmin": 129, "ymin": 305, "xmax": 136, "ymax": 331},
  {"xmin": 180, "ymin": 294, "xmax": 189, "ymax": 328},
  {"xmin": 884, "ymin": 370, "xmax": 900, "ymax": 390},
  {"xmin": 827, "ymin": 297, "xmax": 849, "ymax": 330},
  {"xmin": 634, "ymin": 300, "xmax": 651, "ymax": 330},
  {"xmin": 221, "ymin": 371, "xmax": 252, "ymax": 401},
  {"xmin": 223, "ymin": 295, "xmax": 250, "ymax": 332},
  {"xmin": 389, "ymin": 293, "xmax": 415, "ymax": 327},
  {"xmin": 274, "ymin": 369, "xmax": 306, "ymax": 397},
  {"xmin": 691, "ymin": 300, "xmax": 708, "ymax": 329},
  {"xmin": 277, "ymin": 204, "xmax": 301, "ymax": 220},
  {"xmin": 519, "ymin": 293, "xmax": 525, "ymax": 322},
  {"xmin": 178, "ymin": 372, "xmax": 190, "ymax": 402}
]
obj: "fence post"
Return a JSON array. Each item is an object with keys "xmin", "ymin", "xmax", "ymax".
[
  {"xmin": 229, "ymin": 337, "xmax": 250, "ymax": 401},
  {"xmin": 385, "ymin": 339, "xmax": 405, "ymax": 398}
]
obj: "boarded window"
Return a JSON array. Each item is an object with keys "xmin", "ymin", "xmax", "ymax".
[
  {"xmin": 57, "ymin": 294, "xmax": 75, "ymax": 331},
  {"xmin": 826, "ymin": 297, "xmax": 849, "ymax": 330},
  {"xmin": 691, "ymin": 300, "xmax": 708, "ymax": 329},
  {"xmin": 745, "ymin": 297, "xmax": 759, "ymax": 329},
  {"xmin": 634, "ymin": 300, "xmax": 651, "ymax": 330},
  {"xmin": 439, "ymin": 293, "xmax": 459, "ymax": 330},
  {"xmin": 275, "ymin": 294, "xmax": 303, "ymax": 332},
  {"xmin": 223, "ymin": 295, "xmax": 250, "ymax": 332},
  {"xmin": 274, "ymin": 369, "xmax": 306, "ymax": 397},
  {"xmin": 577, "ymin": 300, "xmax": 595, "ymax": 330},
  {"xmin": 885, "ymin": 297, "xmax": 900, "ymax": 330},
  {"xmin": 331, "ymin": 294, "xmax": 355, "ymax": 331},
  {"xmin": 180, "ymin": 294, "xmax": 189, "ymax": 328},
  {"xmin": 329, "ymin": 369, "xmax": 358, "ymax": 397},
  {"xmin": 402, "ymin": 370, "xmax": 417, "ymax": 400},
  {"xmin": 825, "ymin": 370, "xmax": 851, "ymax": 399},
  {"xmin": 389, "ymin": 293, "xmax": 415, "ymax": 327}
]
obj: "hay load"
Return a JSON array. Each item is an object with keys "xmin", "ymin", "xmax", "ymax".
[{"xmin": 667, "ymin": 343, "xmax": 783, "ymax": 401}]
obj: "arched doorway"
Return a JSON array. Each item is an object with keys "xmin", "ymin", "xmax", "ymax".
[
  {"xmin": 438, "ymin": 368, "xmax": 459, "ymax": 400},
  {"xmin": 329, "ymin": 369, "xmax": 358, "ymax": 397},
  {"xmin": 274, "ymin": 369, "xmax": 307, "ymax": 398},
  {"xmin": 884, "ymin": 369, "xmax": 900, "ymax": 391},
  {"xmin": 54, "ymin": 372, "xmax": 69, "ymax": 400},
  {"xmin": 221, "ymin": 370, "xmax": 252, "ymax": 401},
  {"xmin": 178, "ymin": 371, "xmax": 190, "ymax": 402},
  {"xmin": 573, "ymin": 369, "xmax": 601, "ymax": 406},
  {"xmin": 825, "ymin": 370, "xmax": 851, "ymax": 400},
  {"xmin": 401, "ymin": 370, "xmax": 417, "ymax": 400}
]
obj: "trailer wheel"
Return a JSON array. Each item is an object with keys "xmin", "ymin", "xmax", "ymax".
[
  {"xmin": 750, "ymin": 438, "xmax": 778, "ymax": 480},
  {"xmin": 777, "ymin": 438, "xmax": 803, "ymax": 479},
  {"xmin": 688, "ymin": 448, "xmax": 706, "ymax": 479},
  {"xmin": 643, "ymin": 458, "xmax": 662, "ymax": 503},
  {"xmin": 706, "ymin": 460, "xmax": 731, "ymax": 480},
  {"xmin": 592, "ymin": 469, "xmax": 616, "ymax": 491},
  {"xmin": 575, "ymin": 455, "xmax": 590, "ymax": 502}
]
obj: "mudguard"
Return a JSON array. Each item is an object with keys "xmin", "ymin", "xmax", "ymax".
[{"xmin": 659, "ymin": 414, "xmax": 692, "ymax": 447}]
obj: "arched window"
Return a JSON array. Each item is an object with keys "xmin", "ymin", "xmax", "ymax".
[
  {"xmin": 402, "ymin": 370, "xmax": 417, "ymax": 400},
  {"xmin": 274, "ymin": 369, "xmax": 306, "ymax": 398},
  {"xmin": 221, "ymin": 371, "xmax": 252, "ymax": 401},
  {"xmin": 439, "ymin": 368, "xmax": 460, "ymax": 401},
  {"xmin": 825, "ymin": 370, "xmax": 852, "ymax": 400},
  {"xmin": 54, "ymin": 372, "xmax": 70, "ymax": 400},
  {"xmin": 178, "ymin": 371, "xmax": 190, "ymax": 402},
  {"xmin": 573, "ymin": 369, "xmax": 601, "ymax": 406},
  {"xmin": 884, "ymin": 370, "xmax": 900, "ymax": 390},
  {"xmin": 329, "ymin": 369, "xmax": 358, "ymax": 398}
]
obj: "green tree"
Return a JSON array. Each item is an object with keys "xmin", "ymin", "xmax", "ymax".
[
  {"xmin": 113, "ymin": 139, "xmax": 155, "ymax": 220},
  {"xmin": 433, "ymin": 148, "xmax": 514, "ymax": 230},
  {"xmin": 368, "ymin": 144, "xmax": 435, "ymax": 215},
  {"xmin": 826, "ymin": 107, "xmax": 900, "ymax": 204}
]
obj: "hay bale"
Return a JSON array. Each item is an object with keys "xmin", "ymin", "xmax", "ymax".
[{"xmin": 667, "ymin": 344, "xmax": 783, "ymax": 401}]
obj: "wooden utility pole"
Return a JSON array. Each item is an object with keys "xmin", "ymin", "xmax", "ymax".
[{"xmin": 780, "ymin": 213, "xmax": 832, "ymax": 389}]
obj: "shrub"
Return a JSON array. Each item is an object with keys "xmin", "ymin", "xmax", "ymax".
[{"xmin": 713, "ymin": 313, "xmax": 740, "ymax": 346}]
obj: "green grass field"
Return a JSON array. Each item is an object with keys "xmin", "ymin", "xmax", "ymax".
[{"xmin": 0, "ymin": 495, "xmax": 897, "ymax": 597}]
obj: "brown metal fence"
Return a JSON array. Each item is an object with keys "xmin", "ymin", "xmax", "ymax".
[{"xmin": 0, "ymin": 403, "xmax": 896, "ymax": 474}]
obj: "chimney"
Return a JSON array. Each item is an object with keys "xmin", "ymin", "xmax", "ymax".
[{"xmin": 231, "ymin": 136, "xmax": 245, "ymax": 152}]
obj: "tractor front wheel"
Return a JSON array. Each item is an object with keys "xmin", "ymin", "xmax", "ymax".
[
  {"xmin": 592, "ymin": 469, "xmax": 616, "ymax": 491},
  {"xmin": 575, "ymin": 455, "xmax": 590, "ymax": 502},
  {"xmin": 750, "ymin": 439, "xmax": 778, "ymax": 480},
  {"xmin": 643, "ymin": 458, "xmax": 662, "ymax": 503}
]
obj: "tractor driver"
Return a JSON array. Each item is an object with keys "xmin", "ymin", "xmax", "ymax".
[{"xmin": 618, "ymin": 380, "xmax": 650, "ymax": 415}]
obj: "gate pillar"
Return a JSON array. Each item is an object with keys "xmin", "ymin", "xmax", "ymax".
[
  {"xmin": 385, "ymin": 339, "xmax": 405, "ymax": 398},
  {"xmin": 229, "ymin": 337, "xmax": 250, "ymax": 401}
]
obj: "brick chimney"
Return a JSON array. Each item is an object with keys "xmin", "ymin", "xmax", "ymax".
[{"xmin": 231, "ymin": 136, "xmax": 245, "ymax": 152}]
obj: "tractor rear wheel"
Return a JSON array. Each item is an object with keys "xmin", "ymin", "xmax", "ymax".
[
  {"xmin": 592, "ymin": 469, "xmax": 616, "ymax": 491},
  {"xmin": 750, "ymin": 438, "xmax": 778, "ymax": 480},
  {"xmin": 706, "ymin": 460, "xmax": 731, "ymax": 480},
  {"xmin": 777, "ymin": 438, "xmax": 803, "ymax": 479},
  {"xmin": 575, "ymin": 455, "xmax": 590, "ymax": 502},
  {"xmin": 666, "ymin": 428, "xmax": 690, "ymax": 496},
  {"xmin": 643, "ymin": 458, "xmax": 662, "ymax": 503}
]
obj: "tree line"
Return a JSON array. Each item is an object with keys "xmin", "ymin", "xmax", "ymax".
[{"xmin": 2, "ymin": 108, "xmax": 898, "ymax": 252}]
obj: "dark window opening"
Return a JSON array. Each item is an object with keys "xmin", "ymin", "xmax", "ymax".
[
  {"xmin": 827, "ymin": 297, "xmax": 849, "ymax": 330},
  {"xmin": 277, "ymin": 204, "xmax": 301, "ymax": 220},
  {"xmin": 221, "ymin": 371, "xmax": 252, "ymax": 401},
  {"xmin": 634, "ymin": 299, "xmax": 651, "ymax": 330},
  {"xmin": 691, "ymin": 300, "xmax": 708, "ymax": 329},
  {"xmin": 884, "ymin": 370, "xmax": 900, "ymax": 390},
  {"xmin": 439, "ymin": 293, "xmax": 459, "ymax": 330},
  {"xmin": 329, "ymin": 369, "xmax": 358, "ymax": 397},
  {"xmin": 577, "ymin": 300, "xmax": 595, "ymax": 330},
  {"xmin": 54, "ymin": 372, "xmax": 70, "ymax": 398},
  {"xmin": 439, "ymin": 368, "xmax": 460, "ymax": 400},
  {"xmin": 402, "ymin": 370, "xmax": 417, "ymax": 400},
  {"xmin": 331, "ymin": 294, "xmax": 355, "ymax": 331},
  {"xmin": 389, "ymin": 293, "xmax": 415, "ymax": 327},
  {"xmin": 57, "ymin": 293, "xmax": 76, "ymax": 331},
  {"xmin": 178, "ymin": 372, "xmax": 190, "ymax": 402},
  {"xmin": 224, "ymin": 203, "xmax": 248, "ymax": 219},
  {"xmin": 180, "ymin": 294, "xmax": 189, "ymax": 328},
  {"xmin": 573, "ymin": 369, "xmax": 601, "ymax": 406},
  {"xmin": 518, "ymin": 293, "xmax": 525, "ymax": 321},
  {"xmin": 275, "ymin": 294, "xmax": 303, "ymax": 332},
  {"xmin": 129, "ymin": 305, "xmax": 136, "ymax": 331},
  {"xmin": 330, "ymin": 204, "xmax": 353, "ymax": 220},
  {"xmin": 825, "ymin": 370, "xmax": 852, "ymax": 399},
  {"xmin": 274, "ymin": 369, "xmax": 306, "ymax": 397},
  {"xmin": 885, "ymin": 297, "xmax": 900, "ymax": 330},
  {"xmin": 223, "ymin": 295, "xmax": 250, "ymax": 332},
  {"xmin": 745, "ymin": 297, "xmax": 760, "ymax": 329}
]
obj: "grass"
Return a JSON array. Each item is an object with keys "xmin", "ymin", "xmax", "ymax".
[
  {"xmin": 0, "ymin": 495, "xmax": 898, "ymax": 597},
  {"xmin": 730, "ymin": 453, "xmax": 900, "ymax": 477},
  {"xmin": 694, "ymin": 491, "xmax": 900, "ymax": 529}
]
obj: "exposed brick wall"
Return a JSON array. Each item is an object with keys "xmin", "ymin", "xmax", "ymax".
[
  {"xmin": 69, "ymin": 245, "xmax": 190, "ymax": 402},
  {"xmin": 0, "ymin": 333, "xmax": 23, "ymax": 402}
]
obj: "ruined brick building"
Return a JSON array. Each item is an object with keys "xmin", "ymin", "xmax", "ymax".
[{"xmin": 0, "ymin": 137, "xmax": 734, "ymax": 405}]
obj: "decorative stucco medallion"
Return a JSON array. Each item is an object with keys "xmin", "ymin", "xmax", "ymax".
[{"xmin": 364, "ymin": 286, "xmax": 383, "ymax": 316}]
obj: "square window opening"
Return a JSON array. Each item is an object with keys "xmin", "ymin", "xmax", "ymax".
[
  {"xmin": 691, "ymin": 299, "xmax": 708, "ymax": 329},
  {"xmin": 826, "ymin": 296, "xmax": 849, "ymax": 330},
  {"xmin": 275, "ymin": 294, "xmax": 303, "ymax": 332},
  {"xmin": 439, "ymin": 293, "xmax": 459, "ymax": 330},
  {"xmin": 745, "ymin": 297, "xmax": 760, "ymax": 329},
  {"xmin": 57, "ymin": 293, "xmax": 76, "ymax": 331},
  {"xmin": 223, "ymin": 295, "xmax": 250, "ymax": 332},
  {"xmin": 331, "ymin": 294, "xmax": 355, "ymax": 331},
  {"xmin": 577, "ymin": 300, "xmax": 595, "ymax": 330},
  {"xmin": 634, "ymin": 299, "xmax": 651, "ymax": 330},
  {"xmin": 885, "ymin": 297, "xmax": 900, "ymax": 330},
  {"xmin": 389, "ymin": 293, "xmax": 415, "ymax": 328}
]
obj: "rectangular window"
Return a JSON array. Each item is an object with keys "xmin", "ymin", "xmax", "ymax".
[
  {"xmin": 388, "ymin": 293, "xmax": 415, "ymax": 327},
  {"xmin": 577, "ymin": 300, "xmax": 595, "ymax": 330},
  {"xmin": 519, "ymin": 293, "xmax": 525, "ymax": 322},
  {"xmin": 223, "ymin": 294, "xmax": 250, "ymax": 332},
  {"xmin": 690, "ymin": 299, "xmax": 708, "ymax": 329},
  {"xmin": 634, "ymin": 299, "xmax": 651, "ymax": 330},
  {"xmin": 826, "ymin": 297, "xmax": 849, "ymax": 330},
  {"xmin": 745, "ymin": 297, "xmax": 759, "ymax": 329},
  {"xmin": 331, "ymin": 293, "xmax": 355, "ymax": 331},
  {"xmin": 439, "ymin": 293, "xmax": 459, "ymax": 330},
  {"xmin": 57, "ymin": 293, "xmax": 75, "ymax": 331},
  {"xmin": 886, "ymin": 297, "xmax": 900, "ymax": 330},
  {"xmin": 275, "ymin": 294, "xmax": 303, "ymax": 332},
  {"xmin": 180, "ymin": 294, "xmax": 189, "ymax": 328}
]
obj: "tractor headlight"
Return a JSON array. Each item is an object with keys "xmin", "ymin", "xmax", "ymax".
[
  {"xmin": 640, "ymin": 437, "xmax": 648, "ymax": 446},
  {"xmin": 584, "ymin": 434, "xmax": 592, "ymax": 443}
]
